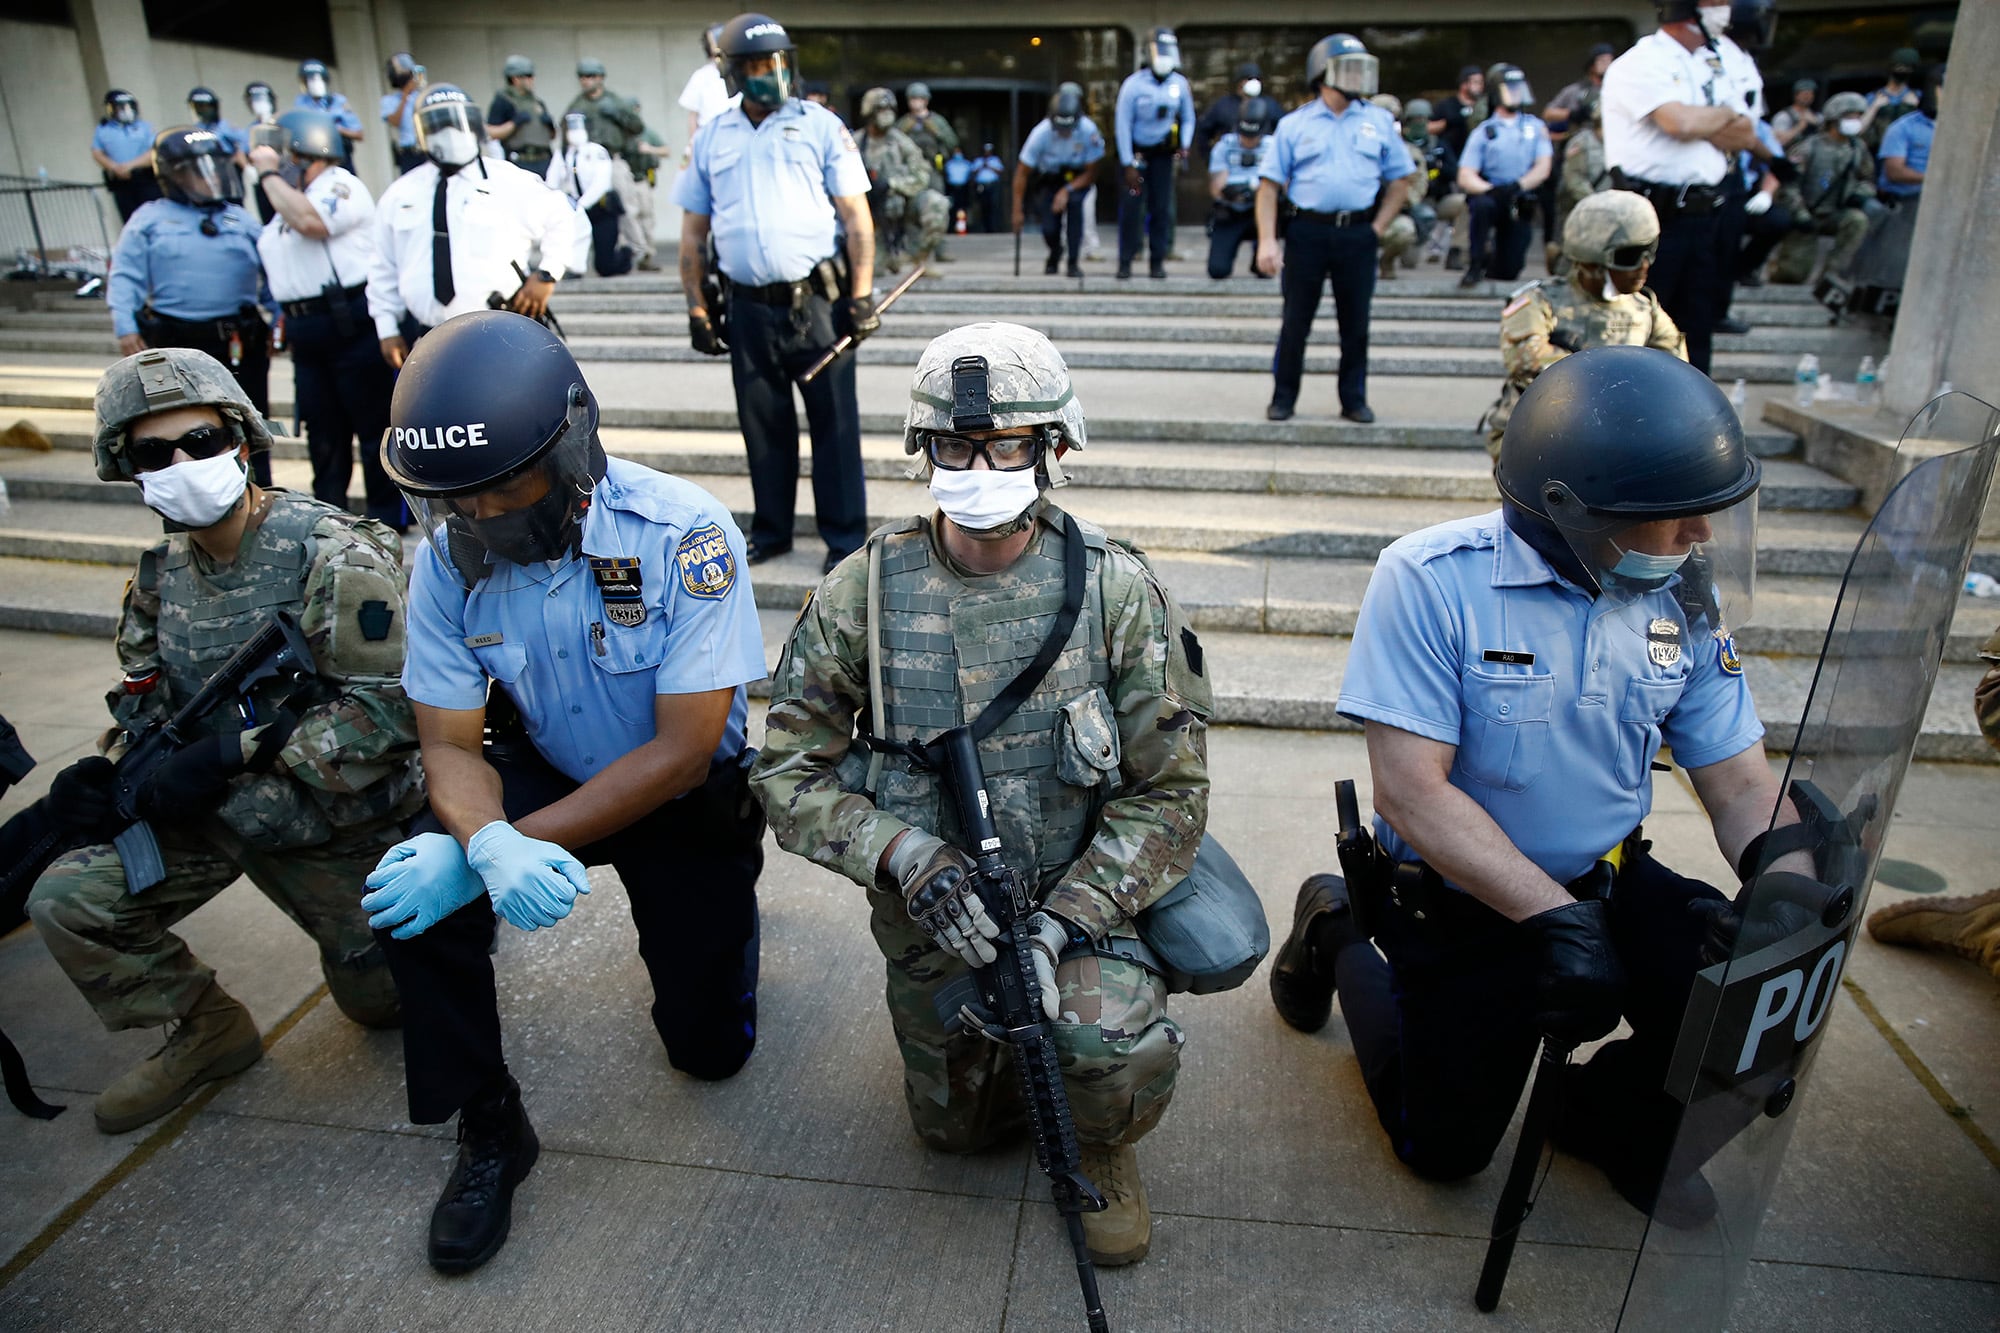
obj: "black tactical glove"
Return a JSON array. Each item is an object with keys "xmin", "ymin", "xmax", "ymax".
[
  {"xmin": 889, "ymin": 829, "xmax": 999, "ymax": 968},
  {"xmin": 133, "ymin": 733, "xmax": 246, "ymax": 823},
  {"xmin": 1525, "ymin": 899, "xmax": 1625, "ymax": 1045},
  {"xmin": 1688, "ymin": 876, "xmax": 1827, "ymax": 967},
  {"xmin": 47, "ymin": 756, "xmax": 123, "ymax": 839},
  {"xmin": 844, "ymin": 293, "xmax": 882, "ymax": 342},
  {"xmin": 1512, "ymin": 191, "xmax": 1539, "ymax": 224},
  {"xmin": 689, "ymin": 312, "xmax": 727, "ymax": 356}
]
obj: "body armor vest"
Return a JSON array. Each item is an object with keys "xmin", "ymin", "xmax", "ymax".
[
  {"xmin": 872, "ymin": 511, "xmax": 1113, "ymax": 894},
  {"xmin": 497, "ymin": 87, "xmax": 554, "ymax": 155}
]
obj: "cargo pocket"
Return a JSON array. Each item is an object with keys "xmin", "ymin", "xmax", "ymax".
[
  {"xmin": 1055, "ymin": 687, "xmax": 1121, "ymax": 789},
  {"xmin": 1457, "ymin": 669, "xmax": 1554, "ymax": 792},
  {"xmin": 1616, "ymin": 677, "xmax": 1683, "ymax": 790}
]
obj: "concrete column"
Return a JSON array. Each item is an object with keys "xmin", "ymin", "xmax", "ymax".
[
  {"xmin": 328, "ymin": 0, "xmax": 393, "ymax": 190},
  {"xmin": 1882, "ymin": 6, "xmax": 1999, "ymax": 417},
  {"xmin": 70, "ymin": 0, "xmax": 160, "ymax": 129}
]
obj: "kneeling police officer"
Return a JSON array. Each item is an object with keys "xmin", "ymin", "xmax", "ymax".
[
  {"xmin": 1274, "ymin": 346, "xmax": 1787, "ymax": 1226},
  {"xmin": 364, "ymin": 311, "xmax": 769, "ymax": 1273}
]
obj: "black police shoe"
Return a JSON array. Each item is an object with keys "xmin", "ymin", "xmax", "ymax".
[
  {"xmin": 1341, "ymin": 404, "xmax": 1376, "ymax": 425},
  {"xmin": 745, "ymin": 540, "xmax": 792, "ymax": 565},
  {"xmin": 1266, "ymin": 402, "xmax": 1294, "ymax": 422},
  {"xmin": 429, "ymin": 1077, "xmax": 540, "ymax": 1274},
  {"xmin": 1457, "ymin": 264, "xmax": 1484, "ymax": 289},
  {"xmin": 1044, "ymin": 253, "xmax": 1062, "ymax": 275},
  {"xmin": 1116, "ymin": 266, "xmax": 1133, "ymax": 281},
  {"xmin": 1269, "ymin": 874, "xmax": 1356, "ymax": 1033},
  {"xmin": 1148, "ymin": 263, "xmax": 1167, "ymax": 280},
  {"xmin": 1066, "ymin": 263, "xmax": 1083, "ymax": 279},
  {"xmin": 1713, "ymin": 315, "xmax": 1752, "ymax": 335}
]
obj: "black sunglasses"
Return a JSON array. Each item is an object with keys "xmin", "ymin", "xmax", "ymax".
[
  {"xmin": 921, "ymin": 430, "xmax": 1044, "ymax": 472},
  {"xmin": 1606, "ymin": 241, "xmax": 1659, "ymax": 272},
  {"xmin": 127, "ymin": 424, "xmax": 235, "ymax": 474}
]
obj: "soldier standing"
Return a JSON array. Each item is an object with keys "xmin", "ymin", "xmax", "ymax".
[
  {"xmin": 860, "ymin": 88, "xmax": 947, "ymax": 274},
  {"xmin": 897, "ymin": 81, "xmax": 960, "ymax": 261},
  {"xmin": 1482, "ymin": 190, "xmax": 1686, "ymax": 456},
  {"xmin": 568, "ymin": 58, "xmax": 656, "ymax": 271},
  {"xmin": 1767, "ymin": 93, "xmax": 1878, "ymax": 286},
  {"xmin": 26, "ymin": 348, "xmax": 416, "ymax": 1135},
  {"xmin": 486, "ymin": 55, "xmax": 557, "ymax": 179},
  {"xmin": 752, "ymin": 322, "xmax": 1212, "ymax": 1267}
]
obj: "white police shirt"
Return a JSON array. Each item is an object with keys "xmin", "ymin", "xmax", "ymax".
[
  {"xmin": 402, "ymin": 457, "xmax": 768, "ymax": 783},
  {"xmin": 365, "ymin": 156, "xmax": 577, "ymax": 339},
  {"xmin": 1336, "ymin": 511, "xmax": 1763, "ymax": 887},
  {"xmin": 1603, "ymin": 29, "xmax": 1730, "ymax": 186},
  {"xmin": 547, "ymin": 140, "xmax": 614, "ymax": 210},
  {"xmin": 678, "ymin": 62, "xmax": 736, "ymax": 128},
  {"xmin": 256, "ymin": 164, "xmax": 378, "ymax": 303},
  {"xmin": 1714, "ymin": 35, "xmax": 1766, "ymax": 119},
  {"xmin": 674, "ymin": 97, "xmax": 870, "ymax": 286}
]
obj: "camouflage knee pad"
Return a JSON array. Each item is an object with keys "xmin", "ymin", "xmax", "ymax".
[
  {"xmin": 1047, "ymin": 947, "xmax": 1182, "ymax": 1146},
  {"xmin": 1380, "ymin": 216, "xmax": 1417, "ymax": 265},
  {"xmin": 1768, "ymin": 232, "xmax": 1819, "ymax": 284}
]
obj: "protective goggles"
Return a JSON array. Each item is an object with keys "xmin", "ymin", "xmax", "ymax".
[
  {"xmin": 918, "ymin": 429, "xmax": 1049, "ymax": 472},
  {"xmin": 126, "ymin": 424, "xmax": 236, "ymax": 474},
  {"xmin": 1604, "ymin": 240, "xmax": 1661, "ymax": 272}
]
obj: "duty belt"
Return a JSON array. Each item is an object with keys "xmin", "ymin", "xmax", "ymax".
[
  {"xmin": 1294, "ymin": 206, "xmax": 1377, "ymax": 227},
  {"xmin": 1609, "ymin": 169, "xmax": 1723, "ymax": 216},
  {"xmin": 730, "ymin": 259, "xmax": 839, "ymax": 306},
  {"xmin": 137, "ymin": 305, "xmax": 266, "ymax": 343},
  {"xmin": 279, "ymin": 283, "xmax": 367, "ymax": 319},
  {"xmin": 1385, "ymin": 827, "xmax": 1647, "ymax": 928},
  {"xmin": 508, "ymin": 147, "xmax": 552, "ymax": 162}
]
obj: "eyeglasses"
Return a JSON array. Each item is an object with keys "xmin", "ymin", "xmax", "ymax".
[
  {"xmin": 127, "ymin": 424, "xmax": 235, "ymax": 474},
  {"xmin": 921, "ymin": 431, "xmax": 1043, "ymax": 472}
]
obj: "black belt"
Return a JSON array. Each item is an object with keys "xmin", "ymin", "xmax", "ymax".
[
  {"xmin": 137, "ymin": 305, "xmax": 265, "ymax": 342},
  {"xmin": 1295, "ymin": 207, "xmax": 1376, "ymax": 227},
  {"xmin": 731, "ymin": 262, "xmax": 837, "ymax": 306},
  {"xmin": 1609, "ymin": 170, "xmax": 1723, "ymax": 216},
  {"xmin": 280, "ymin": 283, "xmax": 367, "ymax": 319},
  {"xmin": 509, "ymin": 147, "xmax": 552, "ymax": 162}
]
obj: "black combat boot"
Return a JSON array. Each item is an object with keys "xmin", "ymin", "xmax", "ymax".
[
  {"xmin": 1269, "ymin": 874, "xmax": 1358, "ymax": 1033},
  {"xmin": 429, "ymin": 1075, "xmax": 540, "ymax": 1273}
]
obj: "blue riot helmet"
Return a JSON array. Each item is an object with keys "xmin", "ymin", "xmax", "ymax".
[
  {"xmin": 382, "ymin": 311, "xmax": 608, "ymax": 577},
  {"xmin": 718, "ymin": 13, "xmax": 797, "ymax": 109},
  {"xmin": 415, "ymin": 84, "xmax": 484, "ymax": 170},
  {"xmin": 1493, "ymin": 65, "xmax": 1535, "ymax": 111},
  {"xmin": 105, "ymin": 90, "xmax": 140, "ymax": 124},
  {"xmin": 299, "ymin": 59, "xmax": 331, "ymax": 99},
  {"xmin": 187, "ymin": 87, "xmax": 222, "ymax": 125},
  {"xmin": 278, "ymin": 109, "xmax": 342, "ymax": 163},
  {"xmin": 1146, "ymin": 28, "xmax": 1180, "ymax": 78},
  {"xmin": 1307, "ymin": 34, "xmax": 1378, "ymax": 99},
  {"xmin": 1050, "ymin": 85, "xmax": 1083, "ymax": 131},
  {"xmin": 1237, "ymin": 96, "xmax": 1278, "ymax": 140},
  {"xmin": 245, "ymin": 81, "xmax": 277, "ymax": 121},
  {"xmin": 153, "ymin": 126, "xmax": 242, "ymax": 206},
  {"xmin": 386, "ymin": 52, "xmax": 418, "ymax": 90}
]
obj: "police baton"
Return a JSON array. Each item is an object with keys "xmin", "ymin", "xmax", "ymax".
[
  {"xmin": 1474, "ymin": 1037, "xmax": 1573, "ymax": 1312},
  {"xmin": 1014, "ymin": 222, "xmax": 1022, "ymax": 278},
  {"xmin": 798, "ymin": 265, "xmax": 925, "ymax": 385}
]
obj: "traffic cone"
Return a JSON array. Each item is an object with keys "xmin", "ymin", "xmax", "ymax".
[{"xmin": 954, "ymin": 209, "xmax": 968, "ymax": 235}]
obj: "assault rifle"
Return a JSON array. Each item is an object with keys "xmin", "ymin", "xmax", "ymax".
[{"xmin": 930, "ymin": 724, "xmax": 1110, "ymax": 1332}]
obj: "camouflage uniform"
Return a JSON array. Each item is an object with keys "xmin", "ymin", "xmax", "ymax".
[
  {"xmin": 1979, "ymin": 624, "xmax": 2000, "ymax": 751},
  {"xmin": 1771, "ymin": 130, "xmax": 1876, "ymax": 284},
  {"xmin": 1554, "ymin": 120, "xmax": 1608, "ymax": 255},
  {"xmin": 1371, "ymin": 99, "xmax": 1422, "ymax": 273},
  {"xmin": 1485, "ymin": 274, "xmax": 1684, "ymax": 455},
  {"xmin": 27, "ymin": 493, "xmax": 421, "ymax": 1030},
  {"xmin": 862, "ymin": 123, "xmax": 948, "ymax": 271},
  {"xmin": 896, "ymin": 106, "xmax": 960, "ymax": 195}
]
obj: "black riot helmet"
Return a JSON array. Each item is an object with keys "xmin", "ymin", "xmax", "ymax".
[
  {"xmin": 278, "ymin": 109, "xmax": 342, "ymax": 163},
  {"xmin": 245, "ymin": 81, "xmax": 277, "ymax": 120},
  {"xmin": 1050, "ymin": 84, "xmax": 1083, "ymax": 130},
  {"xmin": 104, "ymin": 90, "xmax": 140, "ymax": 124},
  {"xmin": 382, "ymin": 311, "xmax": 608, "ymax": 578},
  {"xmin": 415, "ymin": 84, "xmax": 485, "ymax": 170},
  {"xmin": 153, "ymin": 126, "xmax": 242, "ymax": 207},
  {"xmin": 1237, "ymin": 96, "xmax": 1278, "ymax": 139},
  {"xmin": 1145, "ymin": 27, "xmax": 1181, "ymax": 78},
  {"xmin": 718, "ymin": 13, "xmax": 798, "ymax": 109},
  {"xmin": 386, "ymin": 52, "xmax": 417, "ymax": 89},
  {"xmin": 1728, "ymin": 0, "xmax": 1779, "ymax": 51},
  {"xmin": 187, "ymin": 87, "xmax": 221, "ymax": 124},
  {"xmin": 1307, "ymin": 33, "xmax": 1378, "ymax": 99},
  {"xmin": 1497, "ymin": 346, "xmax": 1760, "ymax": 623}
]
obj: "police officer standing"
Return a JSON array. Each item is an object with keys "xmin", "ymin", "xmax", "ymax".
[
  {"xmin": 485, "ymin": 55, "xmax": 557, "ymax": 179},
  {"xmin": 1273, "ymin": 345, "xmax": 1786, "ymax": 1228},
  {"xmin": 364, "ymin": 311, "xmax": 768, "ymax": 1273},
  {"xmin": 1013, "ymin": 84, "xmax": 1105, "ymax": 278},
  {"xmin": 1115, "ymin": 28, "xmax": 1195, "ymax": 280},
  {"xmin": 109, "ymin": 127, "xmax": 273, "ymax": 485},
  {"xmin": 675, "ymin": 12, "xmax": 877, "ymax": 575},
  {"xmin": 380, "ymin": 52, "xmax": 427, "ymax": 175},
  {"xmin": 972, "ymin": 143, "xmax": 1006, "ymax": 232},
  {"xmin": 1206, "ymin": 96, "xmax": 1274, "ymax": 280},
  {"xmin": 752, "ymin": 321, "xmax": 1212, "ymax": 1268},
  {"xmin": 92, "ymin": 91, "xmax": 158, "ymax": 222},
  {"xmin": 1456, "ymin": 66, "xmax": 1554, "ymax": 287},
  {"xmin": 294, "ymin": 59, "xmax": 364, "ymax": 170},
  {"xmin": 366, "ymin": 85, "xmax": 578, "ymax": 368},
  {"xmin": 251, "ymin": 110, "xmax": 404, "ymax": 527},
  {"xmin": 549, "ymin": 112, "xmax": 631, "ymax": 278},
  {"xmin": 28, "ymin": 347, "xmax": 415, "ymax": 1134},
  {"xmin": 187, "ymin": 87, "xmax": 249, "ymax": 167},
  {"xmin": 1257, "ymin": 33, "xmax": 1413, "ymax": 424},
  {"xmin": 1601, "ymin": 0, "xmax": 1762, "ymax": 373}
]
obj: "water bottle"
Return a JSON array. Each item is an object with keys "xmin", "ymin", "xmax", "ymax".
[
  {"xmin": 1966, "ymin": 572, "xmax": 2000, "ymax": 599},
  {"xmin": 35, "ymin": 166, "xmax": 49, "ymax": 187},
  {"xmin": 1855, "ymin": 356, "xmax": 1878, "ymax": 408},
  {"xmin": 0, "ymin": 476, "xmax": 10, "ymax": 520},
  {"xmin": 1729, "ymin": 378, "xmax": 1748, "ymax": 418},
  {"xmin": 1793, "ymin": 354, "xmax": 1819, "ymax": 408}
]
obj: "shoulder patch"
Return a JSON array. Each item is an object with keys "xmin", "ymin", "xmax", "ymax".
[
  {"xmin": 1718, "ymin": 633, "xmax": 1744, "ymax": 676},
  {"xmin": 675, "ymin": 521, "xmax": 737, "ymax": 600},
  {"xmin": 1501, "ymin": 282, "xmax": 1542, "ymax": 318},
  {"xmin": 136, "ymin": 545, "xmax": 162, "ymax": 593},
  {"xmin": 357, "ymin": 599, "xmax": 394, "ymax": 641}
]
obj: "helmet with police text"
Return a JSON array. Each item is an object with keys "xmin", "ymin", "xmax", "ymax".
[
  {"xmin": 153, "ymin": 126, "xmax": 242, "ymax": 206},
  {"xmin": 906, "ymin": 81, "xmax": 932, "ymax": 105},
  {"xmin": 1497, "ymin": 346, "xmax": 1759, "ymax": 624},
  {"xmin": 1050, "ymin": 84, "xmax": 1083, "ymax": 130},
  {"xmin": 382, "ymin": 311, "xmax": 607, "ymax": 578},
  {"xmin": 245, "ymin": 81, "xmax": 277, "ymax": 119},
  {"xmin": 415, "ymin": 84, "xmax": 485, "ymax": 169},
  {"xmin": 1370, "ymin": 93, "xmax": 1403, "ymax": 120},
  {"xmin": 1562, "ymin": 190, "xmax": 1661, "ymax": 269},
  {"xmin": 718, "ymin": 13, "xmax": 798, "ymax": 109},
  {"xmin": 278, "ymin": 109, "xmax": 342, "ymax": 162},
  {"xmin": 503, "ymin": 54, "xmax": 534, "ymax": 81},
  {"xmin": 299, "ymin": 59, "xmax": 331, "ymax": 98},
  {"xmin": 104, "ymin": 90, "xmax": 139, "ymax": 123},
  {"xmin": 1237, "ymin": 96, "xmax": 1278, "ymax": 139},
  {"xmin": 94, "ymin": 347, "xmax": 273, "ymax": 482},
  {"xmin": 1728, "ymin": 0, "xmax": 1779, "ymax": 51},
  {"xmin": 860, "ymin": 87, "xmax": 897, "ymax": 126},
  {"xmin": 1822, "ymin": 91, "xmax": 1868, "ymax": 120},
  {"xmin": 1493, "ymin": 64, "xmax": 1534, "ymax": 110},
  {"xmin": 187, "ymin": 87, "xmax": 221, "ymax": 124},
  {"xmin": 904, "ymin": 322, "xmax": 1088, "ymax": 496},
  {"xmin": 1145, "ymin": 28, "xmax": 1180, "ymax": 78},
  {"xmin": 386, "ymin": 52, "xmax": 418, "ymax": 90},
  {"xmin": 1307, "ymin": 34, "xmax": 1378, "ymax": 99}
]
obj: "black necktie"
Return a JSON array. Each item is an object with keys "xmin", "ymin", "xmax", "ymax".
[{"xmin": 432, "ymin": 173, "xmax": 455, "ymax": 305}]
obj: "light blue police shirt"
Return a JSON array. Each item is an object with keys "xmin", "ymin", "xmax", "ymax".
[
  {"xmin": 198, "ymin": 118, "xmax": 249, "ymax": 158},
  {"xmin": 1208, "ymin": 133, "xmax": 1272, "ymax": 194},
  {"xmin": 93, "ymin": 119, "xmax": 155, "ymax": 163},
  {"xmin": 1459, "ymin": 112, "xmax": 1553, "ymax": 186},
  {"xmin": 378, "ymin": 91, "xmax": 418, "ymax": 148},
  {"xmin": 1336, "ymin": 511, "xmax": 1764, "ymax": 886},
  {"xmin": 1877, "ymin": 111, "xmax": 1932, "ymax": 198},
  {"xmin": 1262, "ymin": 96, "xmax": 1414, "ymax": 213},
  {"xmin": 944, "ymin": 154, "xmax": 972, "ymax": 188},
  {"xmin": 403, "ymin": 458, "xmax": 768, "ymax": 785},
  {"xmin": 1115, "ymin": 69, "xmax": 1195, "ymax": 164},
  {"xmin": 107, "ymin": 199, "xmax": 263, "ymax": 336},
  {"xmin": 972, "ymin": 154, "xmax": 1004, "ymax": 185},
  {"xmin": 674, "ymin": 98, "xmax": 871, "ymax": 286},
  {"xmin": 1020, "ymin": 117, "xmax": 1106, "ymax": 174},
  {"xmin": 296, "ymin": 92, "xmax": 363, "ymax": 136}
]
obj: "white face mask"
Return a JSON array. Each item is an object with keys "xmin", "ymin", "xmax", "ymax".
[
  {"xmin": 250, "ymin": 93, "xmax": 275, "ymax": 118},
  {"xmin": 305, "ymin": 74, "xmax": 328, "ymax": 99},
  {"xmin": 136, "ymin": 451, "xmax": 248, "ymax": 528},
  {"xmin": 565, "ymin": 126, "xmax": 589, "ymax": 147},
  {"xmin": 1151, "ymin": 50, "xmax": 1178, "ymax": 78},
  {"xmin": 427, "ymin": 127, "xmax": 479, "ymax": 166},
  {"xmin": 1838, "ymin": 116, "xmax": 1864, "ymax": 137},
  {"xmin": 1699, "ymin": 5, "xmax": 1732, "ymax": 39},
  {"xmin": 1242, "ymin": 79, "xmax": 1262, "ymax": 98},
  {"xmin": 929, "ymin": 467, "xmax": 1039, "ymax": 535}
]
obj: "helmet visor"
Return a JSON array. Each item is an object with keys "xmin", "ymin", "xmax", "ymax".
[
  {"xmin": 168, "ymin": 155, "xmax": 239, "ymax": 204},
  {"xmin": 1546, "ymin": 488, "xmax": 1758, "ymax": 636},
  {"xmin": 1149, "ymin": 35, "xmax": 1181, "ymax": 76},
  {"xmin": 1498, "ymin": 74, "xmax": 1535, "ymax": 109},
  {"xmin": 1328, "ymin": 52, "xmax": 1380, "ymax": 98},
  {"xmin": 417, "ymin": 101, "xmax": 481, "ymax": 165}
]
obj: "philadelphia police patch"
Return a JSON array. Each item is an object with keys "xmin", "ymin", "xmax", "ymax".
[
  {"xmin": 1718, "ymin": 633, "xmax": 1744, "ymax": 676},
  {"xmin": 676, "ymin": 522, "xmax": 736, "ymax": 600}
]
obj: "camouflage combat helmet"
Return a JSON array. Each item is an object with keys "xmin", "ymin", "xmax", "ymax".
[
  {"xmin": 1404, "ymin": 97, "xmax": 1433, "ymax": 122},
  {"xmin": 904, "ymin": 322, "xmax": 1087, "ymax": 485},
  {"xmin": 1370, "ymin": 92, "xmax": 1403, "ymax": 119},
  {"xmin": 94, "ymin": 347, "xmax": 273, "ymax": 482},
  {"xmin": 860, "ymin": 87, "xmax": 897, "ymax": 120},
  {"xmin": 1562, "ymin": 190, "xmax": 1661, "ymax": 270},
  {"xmin": 1823, "ymin": 91, "xmax": 1869, "ymax": 120}
]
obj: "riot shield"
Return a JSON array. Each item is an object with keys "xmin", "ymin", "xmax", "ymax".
[{"xmin": 1617, "ymin": 392, "xmax": 2000, "ymax": 1329}]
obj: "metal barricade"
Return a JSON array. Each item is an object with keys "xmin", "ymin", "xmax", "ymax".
[{"xmin": 0, "ymin": 175, "xmax": 114, "ymax": 280}]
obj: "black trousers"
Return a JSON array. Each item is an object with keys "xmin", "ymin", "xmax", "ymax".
[
  {"xmin": 727, "ymin": 287, "xmax": 867, "ymax": 558},
  {"xmin": 108, "ymin": 172, "xmax": 161, "ymax": 223},
  {"xmin": 1036, "ymin": 185, "xmax": 1087, "ymax": 267},
  {"xmin": 1117, "ymin": 149, "xmax": 1177, "ymax": 270},
  {"xmin": 1333, "ymin": 850, "xmax": 1726, "ymax": 1185},
  {"xmin": 1646, "ymin": 206, "xmax": 1722, "ymax": 375},
  {"xmin": 379, "ymin": 741, "xmax": 766, "ymax": 1124},
  {"xmin": 586, "ymin": 199, "xmax": 632, "ymax": 276},
  {"xmin": 977, "ymin": 181, "xmax": 1006, "ymax": 232},
  {"xmin": 1736, "ymin": 203, "xmax": 1794, "ymax": 280},
  {"xmin": 1467, "ymin": 190, "xmax": 1535, "ymax": 280},
  {"xmin": 286, "ymin": 291, "xmax": 402, "ymax": 526},
  {"xmin": 1207, "ymin": 210, "xmax": 1256, "ymax": 279},
  {"xmin": 139, "ymin": 309, "xmax": 274, "ymax": 487},
  {"xmin": 1272, "ymin": 217, "xmax": 1377, "ymax": 414},
  {"xmin": 1711, "ymin": 173, "xmax": 1751, "ymax": 323}
]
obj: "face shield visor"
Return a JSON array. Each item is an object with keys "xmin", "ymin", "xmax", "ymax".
[
  {"xmin": 189, "ymin": 95, "xmax": 220, "ymax": 124},
  {"xmin": 1497, "ymin": 72, "xmax": 1535, "ymax": 110},
  {"xmin": 1149, "ymin": 34, "xmax": 1181, "ymax": 78},
  {"xmin": 248, "ymin": 87, "xmax": 276, "ymax": 120},
  {"xmin": 1542, "ymin": 485, "xmax": 1759, "ymax": 640},
  {"xmin": 1327, "ymin": 52, "xmax": 1380, "ymax": 99},
  {"xmin": 418, "ymin": 100, "xmax": 481, "ymax": 167},
  {"xmin": 166, "ymin": 154, "xmax": 241, "ymax": 205},
  {"xmin": 564, "ymin": 112, "xmax": 590, "ymax": 147},
  {"xmin": 248, "ymin": 122, "xmax": 288, "ymax": 153},
  {"xmin": 731, "ymin": 51, "xmax": 796, "ymax": 109}
]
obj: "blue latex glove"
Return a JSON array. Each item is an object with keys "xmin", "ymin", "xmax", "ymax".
[
  {"xmin": 361, "ymin": 832, "xmax": 486, "ymax": 939},
  {"xmin": 465, "ymin": 820, "xmax": 591, "ymax": 931}
]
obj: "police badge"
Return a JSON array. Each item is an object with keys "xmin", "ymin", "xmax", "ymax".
[
  {"xmin": 589, "ymin": 556, "xmax": 646, "ymax": 626},
  {"xmin": 1647, "ymin": 616, "xmax": 1683, "ymax": 667}
]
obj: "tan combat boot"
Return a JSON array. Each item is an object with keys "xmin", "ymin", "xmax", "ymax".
[
  {"xmin": 1867, "ymin": 888, "xmax": 2000, "ymax": 981},
  {"xmin": 95, "ymin": 979, "xmax": 262, "ymax": 1134},
  {"xmin": 1078, "ymin": 1141, "xmax": 1151, "ymax": 1266}
]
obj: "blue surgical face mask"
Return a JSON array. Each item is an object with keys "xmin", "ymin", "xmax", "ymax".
[{"xmin": 1610, "ymin": 543, "xmax": 1691, "ymax": 582}]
